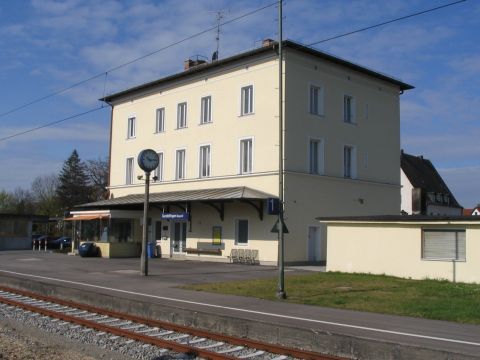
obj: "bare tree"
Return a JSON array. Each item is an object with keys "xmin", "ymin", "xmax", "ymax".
[
  {"xmin": 31, "ymin": 174, "xmax": 60, "ymax": 216},
  {"xmin": 85, "ymin": 157, "xmax": 109, "ymax": 200}
]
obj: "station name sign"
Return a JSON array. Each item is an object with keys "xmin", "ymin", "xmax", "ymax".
[{"xmin": 160, "ymin": 212, "xmax": 189, "ymax": 220}]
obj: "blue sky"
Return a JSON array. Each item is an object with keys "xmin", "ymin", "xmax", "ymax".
[{"xmin": 0, "ymin": 0, "xmax": 479, "ymax": 207}]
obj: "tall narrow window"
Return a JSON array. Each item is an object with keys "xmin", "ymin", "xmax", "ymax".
[
  {"xmin": 199, "ymin": 145, "xmax": 211, "ymax": 178},
  {"xmin": 309, "ymin": 139, "xmax": 324, "ymax": 175},
  {"xmin": 153, "ymin": 152, "xmax": 164, "ymax": 181},
  {"xmin": 125, "ymin": 157, "xmax": 134, "ymax": 184},
  {"xmin": 177, "ymin": 102, "xmax": 187, "ymax": 129},
  {"xmin": 155, "ymin": 108, "xmax": 165, "ymax": 133},
  {"xmin": 239, "ymin": 138, "xmax": 253, "ymax": 174},
  {"xmin": 127, "ymin": 117, "xmax": 136, "ymax": 138},
  {"xmin": 200, "ymin": 96, "xmax": 212, "ymax": 124},
  {"xmin": 309, "ymin": 85, "xmax": 324, "ymax": 116},
  {"xmin": 235, "ymin": 219, "xmax": 248, "ymax": 245},
  {"xmin": 343, "ymin": 145, "xmax": 356, "ymax": 178},
  {"xmin": 175, "ymin": 149, "xmax": 186, "ymax": 180},
  {"xmin": 344, "ymin": 95, "xmax": 355, "ymax": 123},
  {"xmin": 241, "ymin": 85, "xmax": 254, "ymax": 115}
]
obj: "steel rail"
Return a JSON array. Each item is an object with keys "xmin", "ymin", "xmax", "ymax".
[{"xmin": 0, "ymin": 285, "xmax": 346, "ymax": 360}]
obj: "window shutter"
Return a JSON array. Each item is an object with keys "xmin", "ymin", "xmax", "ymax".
[{"xmin": 423, "ymin": 230, "xmax": 466, "ymax": 260}]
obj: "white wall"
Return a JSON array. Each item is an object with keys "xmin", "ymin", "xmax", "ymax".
[{"xmin": 326, "ymin": 222, "xmax": 480, "ymax": 284}]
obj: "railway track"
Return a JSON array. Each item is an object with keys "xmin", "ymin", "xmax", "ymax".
[{"xmin": 0, "ymin": 286, "xmax": 346, "ymax": 360}]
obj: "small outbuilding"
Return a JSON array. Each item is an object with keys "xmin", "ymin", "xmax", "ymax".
[
  {"xmin": 0, "ymin": 214, "xmax": 49, "ymax": 250},
  {"xmin": 319, "ymin": 215, "xmax": 480, "ymax": 284}
]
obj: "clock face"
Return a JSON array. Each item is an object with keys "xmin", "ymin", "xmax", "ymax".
[{"xmin": 138, "ymin": 149, "xmax": 159, "ymax": 172}]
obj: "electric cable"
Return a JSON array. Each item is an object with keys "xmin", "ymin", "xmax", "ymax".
[
  {"xmin": 307, "ymin": 0, "xmax": 466, "ymax": 46},
  {"xmin": 0, "ymin": 1, "xmax": 278, "ymax": 119},
  {"xmin": 0, "ymin": 0, "xmax": 468, "ymax": 143},
  {"xmin": 0, "ymin": 107, "xmax": 105, "ymax": 142}
]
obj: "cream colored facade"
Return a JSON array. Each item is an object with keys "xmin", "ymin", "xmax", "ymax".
[
  {"xmin": 83, "ymin": 41, "xmax": 412, "ymax": 263},
  {"xmin": 324, "ymin": 219, "xmax": 480, "ymax": 284}
]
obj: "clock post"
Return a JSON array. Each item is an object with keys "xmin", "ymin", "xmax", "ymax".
[
  {"xmin": 137, "ymin": 149, "xmax": 160, "ymax": 277},
  {"xmin": 141, "ymin": 171, "xmax": 150, "ymax": 276}
]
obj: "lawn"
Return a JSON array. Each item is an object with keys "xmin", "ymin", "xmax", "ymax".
[{"xmin": 183, "ymin": 272, "xmax": 480, "ymax": 324}]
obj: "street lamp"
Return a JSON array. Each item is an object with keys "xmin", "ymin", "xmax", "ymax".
[{"xmin": 137, "ymin": 149, "xmax": 159, "ymax": 276}]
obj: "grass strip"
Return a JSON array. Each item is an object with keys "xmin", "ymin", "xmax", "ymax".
[{"xmin": 183, "ymin": 272, "xmax": 480, "ymax": 324}]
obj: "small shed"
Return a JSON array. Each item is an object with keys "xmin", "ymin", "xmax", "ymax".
[
  {"xmin": 319, "ymin": 215, "xmax": 480, "ymax": 284},
  {"xmin": 0, "ymin": 214, "xmax": 49, "ymax": 250}
]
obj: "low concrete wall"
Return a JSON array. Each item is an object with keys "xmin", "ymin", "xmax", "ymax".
[
  {"xmin": 0, "ymin": 237, "xmax": 31, "ymax": 251},
  {"xmin": 0, "ymin": 274, "xmax": 476, "ymax": 360},
  {"xmin": 83, "ymin": 242, "xmax": 141, "ymax": 258}
]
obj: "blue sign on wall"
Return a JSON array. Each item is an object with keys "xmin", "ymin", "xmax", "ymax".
[
  {"xmin": 267, "ymin": 198, "xmax": 280, "ymax": 215},
  {"xmin": 160, "ymin": 212, "xmax": 189, "ymax": 221}
]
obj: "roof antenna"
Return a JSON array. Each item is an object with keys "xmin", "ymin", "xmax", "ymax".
[{"xmin": 212, "ymin": 9, "xmax": 228, "ymax": 61}]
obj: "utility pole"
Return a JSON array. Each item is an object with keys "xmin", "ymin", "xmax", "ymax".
[{"xmin": 276, "ymin": 0, "xmax": 286, "ymax": 299}]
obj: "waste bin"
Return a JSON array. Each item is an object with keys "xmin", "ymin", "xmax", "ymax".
[
  {"xmin": 79, "ymin": 242, "xmax": 98, "ymax": 257},
  {"xmin": 147, "ymin": 241, "xmax": 156, "ymax": 258}
]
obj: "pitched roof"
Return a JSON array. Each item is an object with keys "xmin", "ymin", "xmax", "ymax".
[
  {"xmin": 401, "ymin": 151, "xmax": 461, "ymax": 208},
  {"xmin": 76, "ymin": 186, "xmax": 275, "ymax": 210},
  {"xmin": 101, "ymin": 40, "xmax": 413, "ymax": 103}
]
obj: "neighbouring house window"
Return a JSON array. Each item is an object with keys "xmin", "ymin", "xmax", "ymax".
[
  {"xmin": 309, "ymin": 139, "xmax": 324, "ymax": 175},
  {"xmin": 239, "ymin": 138, "xmax": 253, "ymax": 174},
  {"xmin": 155, "ymin": 108, "xmax": 165, "ymax": 133},
  {"xmin": 153, "ymin": 152, "xmax": 164, "ymax": 181},
  {"xmin": 309, "ymin": 85, "xmax": 324, "ymax": 116},
  {"xmin": 422, "ymin": 229, "xmax": 466, "ymax": 261},
  {"xmin": 343, "ymin": 145, "xmax": 356, "ymax": 178},
  {"xmin": 177, "ymin": 102, "xmax": 187, "ymax": 128},
  {"xmin": 126, "ymin": 157, "xmax": 134, "ymax": 184},
  {"xmin": 175, "ymin": 149, "xmax": 186, "ymax": 180},
  {"xmin": 200, "ymin": 96, "xmax": 212, "ymax": 124},
  {"xmin": 235, "ymin": 219, "xmax": 248, "ymax": 245},
  {"xmin": 344, "ymin": 95, "xmax": 355, "ymax": 123},
  {"xmin": 199, "ymin": 145, "xmax": 211, "ymax": 178},
  {"xmin": 127, "ymin": 117, "xmax": 136, "ymax": 138},
  {"xmin": 241, "ymin": 85, "xmax": 254, "ymax": 115}
]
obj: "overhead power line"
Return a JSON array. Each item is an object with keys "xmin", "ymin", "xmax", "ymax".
[
  {"xmin": 0, "ymin": 1, "xmax": 278, "ymax": 119},
  {"xmin": 307, "ymin": 0, "xmax": 466, "ymax": 46},
  {"xmin": 0, "ymin": 107, "xmax": 104, "ymax": 142},
  {"xmin": 0, "ymin": 0, "xmax": 468, "ymax": 143}
]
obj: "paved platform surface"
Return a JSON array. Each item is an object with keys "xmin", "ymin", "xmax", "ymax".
[{"xmin": 0, "ymin": 250, "xmax": 478, "ymax": 359}]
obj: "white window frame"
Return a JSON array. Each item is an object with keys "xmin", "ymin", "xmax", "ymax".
[
  {"xmin": 239, "ymin": 137, "xmax": 253, "ymax": 174},
  {"xmin": 177, "ymin": 102, "xmax": 187, "ymax": 129},
  {"xmin": 155, "ymin": 107, "xmax": 165, "ymax": 133},
  {"xmin": 240, "ymin": 85, "xmax": 254, "ymax": 116},
  {"xmin": 343, "ymin": 94, "xmax": 356, "ymax": 123},
  {"xmin": 343, "ymin": 145, "xmax": 357, "ymax": 179},
  {"xmin": 153, "ymin": 152, "xmax": 164, "ymax": 182},
  {"xmin": 199, "ymin": 144, "xmax": 211, "ymax": 178},
  {"xmin": 235, "ymin": 218, "xmax": 249, "ymax": 245},
  {"xmin": 175, "ymin": 148, "xmax": 186, "ymax": 180},
  {"xmin": 422, "ymin": 229, "xmax": 466, "ymax": 261},
  {"xmin": 127, "ymin": 116, "xmax": 136, "ymax": 139},
  {"xmin": 309, "ymin": 84, "xmax": 324, "ymax": 116},
  {"xmin": 200, "ymin": 96, "xmax": 212, "ymax": 124},
  {"xmin": 125, "ymin": 157, "xmax": 134, "ymax": 185},
  {"xmin": 308, "ymin": 138, "xmax": 325, "ymax": 175}
]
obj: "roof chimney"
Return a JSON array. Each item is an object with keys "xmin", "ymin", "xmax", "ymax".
[
  {"xmin": 184, "ymin": 56, "xmax": 208, "ymax": 71},
  {"xmin": 262, "ymin": 38, "xmax": 275, "ymax": 47}
]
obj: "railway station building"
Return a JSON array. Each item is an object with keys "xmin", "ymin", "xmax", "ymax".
[{"xmin": 72, "ymin": 39, "xmax": 413, "ymax": 264}]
